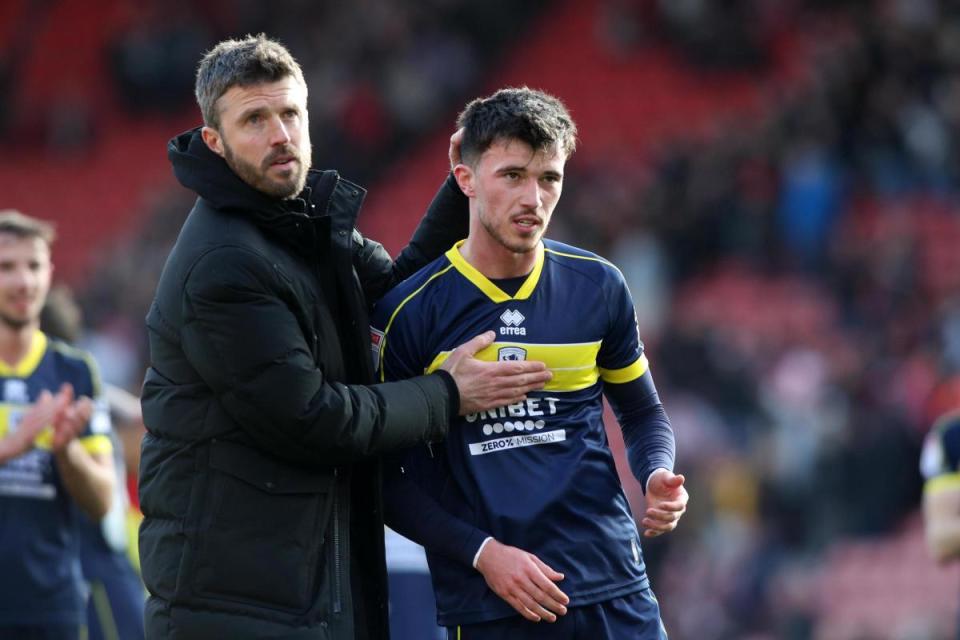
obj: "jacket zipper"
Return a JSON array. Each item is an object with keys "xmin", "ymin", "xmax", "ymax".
[{"xmin": 332, "ymin": 467, "xmax": 342, "ymax": 614}]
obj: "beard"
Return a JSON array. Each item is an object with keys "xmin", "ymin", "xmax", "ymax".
[
  {"xmin": 478, "ymin": 210, "xmax": 546, "ymax": 255},
  {"xmin": 0, "ymin": 309, "xmax": 35, "ymax": 331},
  {"xmin": 223, "ymin": 139, "xmax": 312, "ymax": 200}
]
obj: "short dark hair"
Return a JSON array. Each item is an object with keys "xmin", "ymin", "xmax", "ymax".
[
  {"xmin": 0, "ymin": 210, "xmax": 56, "ymax": 245},
  {"xmin": 195, "ymin": 34, "xmax": 306, "ymax": 129},
  {"xmin": 457, "ymin": 87, "xmax": 577, "ymax": 166}
]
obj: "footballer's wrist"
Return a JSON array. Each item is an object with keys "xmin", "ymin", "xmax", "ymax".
[
  {"xmin": 645, "ymin": 468, "xmax": 668, "ymax": 494},
  {"xmin": 472, "ymin": 536, "xmax": 494, "ymax": 569}
]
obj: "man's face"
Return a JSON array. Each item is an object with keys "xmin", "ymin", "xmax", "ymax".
[
  {"xmin": 0, "ymin": 234, "xmax": 52, "ymax": 331},
  {"xmin": 464, "ymin": 138, "xmax": 565, "ymax": 255},
  {"xmin": 202, "ymin": 76, "xmax": 312, "ymax": 199}
]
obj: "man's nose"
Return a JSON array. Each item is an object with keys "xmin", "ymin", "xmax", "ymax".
[
  {"xmin": 10, "ymin": 267, "xmax": 33, "ymax": 288},
  {"xmin": 519, "ymin": 178, "xmax": 543, "ymax": 209},
  {"xmin": 267, "ymin": 116, "xmax": 292, "ymax": 146}
]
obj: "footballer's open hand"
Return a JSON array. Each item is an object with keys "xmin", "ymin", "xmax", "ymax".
[
  {"xmin": 642, "ymin": 469, "xmax": 688, "ymax": 538},
  {"xmin": 441, "ymin": 331, "xmax": 551, "ymax": 415},
  {"xmin": 475, "ymin": 538, "xmax": 569, "ymax": 623}
]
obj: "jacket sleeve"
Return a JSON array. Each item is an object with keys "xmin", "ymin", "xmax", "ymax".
[
  {"xmin": 179, "ymin": 246, "xmax": 452, "ymax": 466},
  {"xmin": 355, "ymin": 173, "xmax": 468, "ymax": 307}
]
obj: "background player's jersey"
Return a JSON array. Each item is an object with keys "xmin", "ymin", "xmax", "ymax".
[
  {"xmin": 921, "ymin": 411, "xmax": 960, "ymax": 492},
  {"xmin": 0, "ymin": 331, "xmax": 112, "ymax": 626},
  {"xmin": 373, "ymin": 239, "xmax": 652, "ymax": 624}
]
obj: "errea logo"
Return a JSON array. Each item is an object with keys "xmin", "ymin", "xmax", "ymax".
[{"xmin": 499, "ymin": 309, "xmax": 526, "ymax": 335}]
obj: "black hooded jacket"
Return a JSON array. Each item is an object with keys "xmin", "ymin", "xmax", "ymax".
[{"xmin": 139, "ymin": 128, "xmax": 467, "ymax": 638}]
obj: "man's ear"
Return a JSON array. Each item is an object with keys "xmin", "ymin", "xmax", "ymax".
[
  {"xmin": 453, "ymin": 164, "xmax": 475, "ymax": 197},
  {"xmin": 201, "ymin": 126, "xmax": 225, "ymax": 157}
]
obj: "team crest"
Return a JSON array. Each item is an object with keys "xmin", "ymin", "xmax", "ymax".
[{"xmin": 498, "ymin": 347, "xmax": 527, "ymax": 362}]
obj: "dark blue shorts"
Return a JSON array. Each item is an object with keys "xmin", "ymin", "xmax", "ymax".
[
  {"xmin": 82, "ymin": 549, "xmax": 145, "ymax": 640},
  {"xmin": 446, "ymin": 588, "xmax": 667, "ymax": 639},
  {"xmin": 0, "ymin": 625, "xmax": 82, "ymax": 640}
]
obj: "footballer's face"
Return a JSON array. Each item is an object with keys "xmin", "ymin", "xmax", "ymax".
[
  {"xmin": 0, "ymin": 234, "xmax": 52, "ymax": 331},
  {"xmin": 458, "ymin": 138, "xmax": 565, "ymax": 259},
  {"xmin": 201, "ymin": 76, "xmax": 312, "ymax": 199}
]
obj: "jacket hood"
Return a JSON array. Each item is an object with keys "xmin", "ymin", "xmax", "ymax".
[{"xmin": 167, "ymin": 127, "xmax": 339, "ymax": 229}]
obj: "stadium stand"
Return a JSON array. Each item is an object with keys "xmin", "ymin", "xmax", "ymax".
[{"xmin": 815, "ymin": 513, "xmax": 960, "ymax": 640}]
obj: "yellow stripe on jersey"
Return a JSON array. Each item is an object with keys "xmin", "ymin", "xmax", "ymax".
[
  {"xmin": 445, "ymin": 241, "xmax": 545, "ymax": 302},
  {"xmin": 0, "ymin": 331, "xmax": 47, "ymax": 378},
  {"xmin": 379, "ymin": 264, "xmax": 458, "ymax": 382},
  {"xmin": 544, "ymin": 246, "xmax": 618, "ymax": 270},
  {"xmin": 599, "ymin": 353, "xmax": 649, "ymax": 384},
  {"xmin": 424, "ymin": 341, "xmax": 606, "ymax": 392},
  {"xmin": 925, "ymin": 473, "xmax": 960, "ymax": 495}
]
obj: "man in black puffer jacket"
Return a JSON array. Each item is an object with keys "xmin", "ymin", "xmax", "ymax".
[{"xmin": 139, "ymin": 35, "xmax": 552, "ymax": 640}]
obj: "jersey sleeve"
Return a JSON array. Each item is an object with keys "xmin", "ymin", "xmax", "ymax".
[
  {"xmin": 383, "ymin": 447, "xmax": 492, "ymax": 567},
  {"xmin": 371, "ymin": 290, "xmax": 426, "ymax": 383},
  {"xmin": 596, "ymin": 268, "xmax": 648, "ymax": 384},
  {"xmin": 598, "ymin": 266, "xmax": 675, "ymax": 489},
  {"xmin": 76, "ymin": 353, "xmax": 113, "ymax": 456},
  {"xmin": 605, "ymin": 376, "xmax": 674, "ymax": 492}
]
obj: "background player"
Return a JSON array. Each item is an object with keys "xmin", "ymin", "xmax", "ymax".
[{"xmin": 0, "ymin": 210, "xmax": 115, "ymax": 639}]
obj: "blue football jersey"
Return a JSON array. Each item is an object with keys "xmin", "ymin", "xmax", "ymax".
[
  {"xmin": 0, "ymin": 331, "xmax": 113, "ymax": 627},
  {"xmin": 373, "ymin": 239, "xmax": 655, "ymax": 624}
]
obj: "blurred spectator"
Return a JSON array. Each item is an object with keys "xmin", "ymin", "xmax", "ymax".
[
  {"xmin": 108, "ymin": 1, "xmax": 209, "ymax": 114},
  {"xmin": 654, "ymin": 0, "xmax": 770, "ymax": 69}
]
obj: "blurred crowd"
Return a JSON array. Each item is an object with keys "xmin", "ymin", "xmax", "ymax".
[
  {"xmin": 549, "ymin": 0, "xmax": 960, "ymax": 637},
  {"xmin": 28, "ymin": 0, "xmax": 960, "ymax": 638},
  {"xmin": 106, "ymin": 0, "xmax": 546, "ymax": 184}
]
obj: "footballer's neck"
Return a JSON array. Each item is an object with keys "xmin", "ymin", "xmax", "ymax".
[
  {"xmin": 0, "ymin": 320, "xmax": 38, "ymax": 369},
  {"xmin": 460, "ymin": 237, "xmax": 541, "ymax": 280}
]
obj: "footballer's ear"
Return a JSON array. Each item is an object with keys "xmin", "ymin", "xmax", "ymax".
[
  {"xmin": 201, "ymin": 126, "xmax": 225, "ymax": 157},
  {"xmin": 453, "ymin": 164, "xmax": 475, "ymax": 198}
]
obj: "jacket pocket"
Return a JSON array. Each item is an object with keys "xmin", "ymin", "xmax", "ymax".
[{"xmin": 191, "ymin": 440, "xmax": 334, "ymax": 612}]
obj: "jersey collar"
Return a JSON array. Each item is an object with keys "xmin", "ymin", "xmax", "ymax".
[
  {"xmin": 445, "ymin": 240, "xmax": 545, "ymax": 303},
  {"xmin": 0, "ymin": 330, "xmax": 48, "ymax": 378}
]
